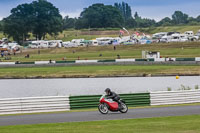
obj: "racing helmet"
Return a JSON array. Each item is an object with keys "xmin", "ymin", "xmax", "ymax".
[{"xmin": 105, "ymin": 88, "xmax": 111, "ymax": 93}]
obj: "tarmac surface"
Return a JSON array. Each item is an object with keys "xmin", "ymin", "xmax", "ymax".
[{"xmin": 0, "ymin": 105, "xmax": 200, "ymax": 126}]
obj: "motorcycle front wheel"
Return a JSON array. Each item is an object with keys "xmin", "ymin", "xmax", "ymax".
[
  {"xmin": 119, "ymin": 103, "xmax": 128, "ymax": 113},
  {"xmin": 98, "ymin": 104, "xmax": 109, "ymax": 114}
]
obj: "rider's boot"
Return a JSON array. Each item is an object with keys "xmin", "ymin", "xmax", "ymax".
[{"xmin": 118, "ymin": 101, "xmax": 122, "ymax": 110}]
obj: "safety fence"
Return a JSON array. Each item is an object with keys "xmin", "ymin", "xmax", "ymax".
[
  {"xmin": 0, "ymin": 57, "xmax": 200, "ymax": 66},
  {"xmin": 69, "ymin": 95, "xmax": 101, "ymax": 109},
  {"xmin": 150, "ymin": 90, "xmax": 200, "ymax": 106},
  {"xmin": 69, "ymin": 93, "xmax": 150, "ymax": 110},
  {"xmin": 1, "ymin": 90, "xmax": 200, "ymax": 115},
  {"xmin": 0, "ymin": 96, "xmax": 70, "ymax": 115}
]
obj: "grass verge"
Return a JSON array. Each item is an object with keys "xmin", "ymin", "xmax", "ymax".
[
  {"xmin": 0, "ymin": 115, "xmax": 200, "ymax": 133},
  {"xmin": 0, "ymin": 64, "xmax": 199, "ymax": 79}
]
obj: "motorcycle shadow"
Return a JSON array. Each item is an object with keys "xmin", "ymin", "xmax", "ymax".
[{"xmin": 97, "ymin": 112, "xmax": 128, "ymax": 115}]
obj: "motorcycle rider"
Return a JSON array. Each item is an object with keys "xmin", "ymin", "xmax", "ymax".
[{"xmin": 105, "ymin": 88, "xmax": 121, "ymax": 107}]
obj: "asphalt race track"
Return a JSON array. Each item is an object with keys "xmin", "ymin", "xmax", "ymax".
[{"xmin": 0, "ymin": 105, "xmax": 200, "ymax": 126}]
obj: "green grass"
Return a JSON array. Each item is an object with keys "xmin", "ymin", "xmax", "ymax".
[
  {"xmin": 46, "ymin": 30, "xmax": 120, "ymax": 41},
  {"xmin": 0, "ymin": 32, "xmax": 4, "ymax": 39},
  {"xmin": 0, "ymin": 65, "xmax": 199, "ymax": 78},
  {"xmin": 1, "ymin": 42, "xmax": 200, "ymax": 62},
  {"xmin": 0, "ymin": 115, "xmax": 200, "ymax": 133}
]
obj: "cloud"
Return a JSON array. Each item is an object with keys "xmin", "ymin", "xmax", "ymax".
[
  {"xmin": 60, "ymin": 10, "xmax": 81, "ymax": 18},
  {"xmin": 0, "ymin": 15, "xmax": 6, "ymax": 20}
]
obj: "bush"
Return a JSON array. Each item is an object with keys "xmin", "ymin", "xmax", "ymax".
[
  {"xmin": 179, "ymin": 84, "xmax": 192, "ymax": 90},
  {"xmin": 195, "ymin": 85, "xmax": 199, "ymax": 90},
  {"xmin": 167, "ymin": 87, "xmax": 172, "ymax": 91}
]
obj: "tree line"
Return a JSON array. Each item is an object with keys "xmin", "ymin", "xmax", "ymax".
[
  {"xmin": 63, "ymin": 2, "xmax": 200, "ymax": 29},
  {"xmin": 62, "ymin": 2, "xmax": 157, "ymax": 29},
  {"xmin": 0, "ymin": 0, "xmax": 200, "ymax": 43},
  {"xmin": 1, "ymin": 0, "xmax": 63, "ymax": 43}
]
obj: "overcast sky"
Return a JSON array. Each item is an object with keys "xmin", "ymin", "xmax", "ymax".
[{"xmin": 0, "ymin": 0, "xmax": 200, "ymax": 21}]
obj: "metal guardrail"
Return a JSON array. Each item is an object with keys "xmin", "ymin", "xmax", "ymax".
[
  {"xmin": 69, "ymin": 95, "xmax": 101, "ymax": 109},
  {"xmin": 0, "ymin": 57, "xmax": 199, "ymax": 66},
  {"xmin": 69, "ymin": 93, "xmax": 150, "ymax": 110},
  {"xmin": 150, "ymin": 90, "xmax": 200, "ymax": 106},
  {"xmin": 75, "ymin": 60, "xmax": 98, "ymax": 63},
  {"xmin": 1, "ymin": 90, "xmax": 200, "ymax": 115},
  {"xmin": 0, "ymin": 96, "xmax": 70, "ymax": 115},
  {"xmin": 176, "ymin": 58, "xmax": 195, "ymax": 61},
  {"xmin": 120, "ymin": 93, "xmax": 151, "ymax": 107}
]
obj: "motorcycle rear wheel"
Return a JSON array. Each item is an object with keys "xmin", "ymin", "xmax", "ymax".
[{"xmin": 98, "ymin": 104, "xmax": 109, "ymax": 114}]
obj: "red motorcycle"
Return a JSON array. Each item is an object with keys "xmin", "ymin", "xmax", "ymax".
[{"xmin": 98, "ymin": 94, "xmax": 128, "ymax": 114}]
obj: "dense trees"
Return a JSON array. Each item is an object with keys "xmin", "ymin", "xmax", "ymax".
[
  {"xmin": 3, "ymin": 3, "xmax": 34, "ymax": 42},
  {"xmin": 63, "ymin": 16, "xmax": 76, "ymax": 29},
  {"xmin": 134, "ymin": 12, "xmax": 156, "ymax": 28},
  {"xmin": 114, "ymin": 2, "xmax": 137, "ymax": 28},
  {"xmin": 157, "ymin": 17, "xmax": 172, "ymax": 26},
  {"xmin": 0, "ymin": 21, "xmax": 3, "ymax": 31},
  {"xmin": 2, "ymin": 0, "xmax": 63, "ymax": 43},
  {"xmin": 197, "ymin": 16, "xmax": 200, "ymax": 22},
  {"xmin": 172, "ymin": 11, "xmax": 189, "ymax": 24},
  {"xmin": 125, "ymin": 18, "xmax": 137, "ymax": 28},
  {"xmin": 71, "ymin": 2, "xmax": 157, "ymax": 29},
  {"xmin": 114, "ymin": 2, "xmax": 132, "ymax": 21},
  {"xmin": 1, "ymin": 1, "xmax": 200, "ymax": 43},
  {"xmin": 75, "ymin": 4, "xmax": 124, "ymax": 29},
  {"xmin": 31, "ymin": 0, "xmax": 63, "ymax": 40},
  {"xmin": 156, "ymin": 11, "xmax": 200, "ymax": 26}
]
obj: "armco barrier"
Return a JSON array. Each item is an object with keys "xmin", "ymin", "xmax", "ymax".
[
  {"xmin": 148, "ymin": 58, "xmax": 154, "ymax": 61},
  {"xmin": 98, "ymin": 60, "xmax": 116, "ymax": 63},
  {"xmin": 120, "ymin": 93, "xmax": 150, "ymax": 107},
  {"xmin": 18, "ymin": 62, "xmax": 35, "ymax": 64},
  {"xmin": 135, "ymin": 59, "xmax": 147, "ymax": 61},
  {"xmin": 0, "ymin": 96, "xmax": 70, "ymax": 115},
  {"xmin": 35, "ymin": 61, "xmax": 56, "ymax": 64},
  {"xmin": 176, "ymin": 58, "xmax": 195, "ymax": 61},
  {"xmin": 69, "ymin": 93, "xmax": 150, "ymax": 109},
  {"xmin": 0, "ymin": 62, "xmax": 15, "ymax": 65},
  {"xmin": 2, "ymin": 90, "xmax": 200, "ymax": 114},
  {"xmin": 115, "ymin": 59, "xmax": 135, "ymax": 62},
  {"xmin": 0, "ymin": 57, "xmax": 200, "ymax": 66},
  {"xmin": 56, "ymin": 61, "xmax": 76, "ymax": 63},
  {"xmin": 69, "ymin": 95, "xmax": 101, "ymax": 109},
  {"xmin": 150, "ymin": 90, "xmax": 200, "ymax": 106},
  {"xmin": 155, "ymin": 58, "xmax": 166, "ymax": 62},
  {"xmin": 165, "ymin": 58, "xmax": 176, "ymax": 61},
  {"xmin": 196, "ymin": 57, "xmax": 200, "ymax": 61},
  {"xmin": 135, "ymin": 59, "xmax": 154, "ymax": 61},
  {"xmin": 75, "ymin": 60, "xmax": 98, "ymax": 63}
]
